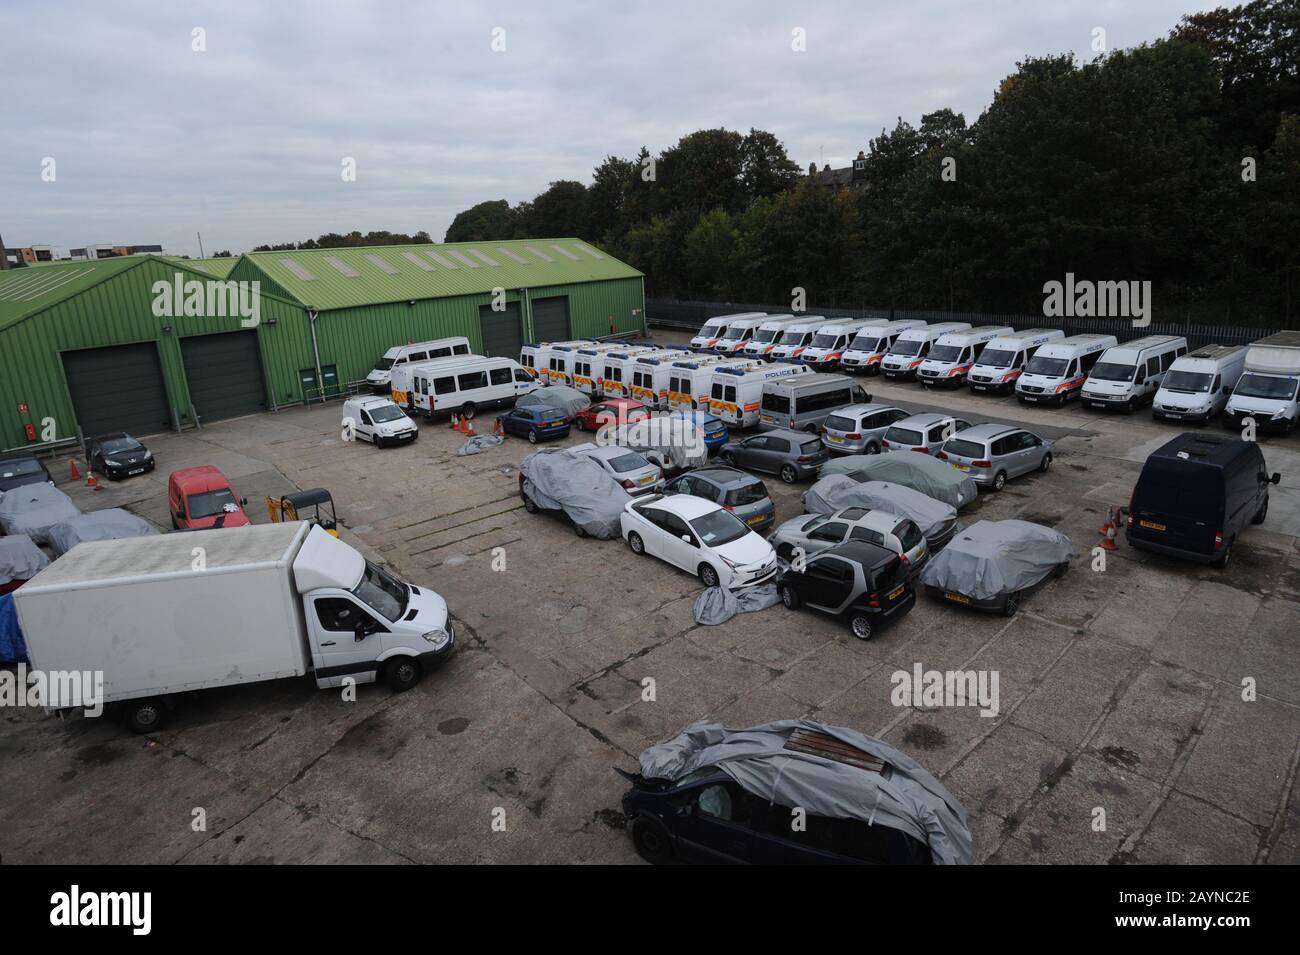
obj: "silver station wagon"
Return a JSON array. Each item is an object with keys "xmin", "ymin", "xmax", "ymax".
[
  {"xmin": 821, "ymin": 403, "xmax": 910, "ymax": 455},
  {"xmin": 938, "ymin": 423, "xmax": 1053, "ymax": 491}
]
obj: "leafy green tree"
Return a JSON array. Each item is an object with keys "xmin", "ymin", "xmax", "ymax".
[{"xmin": 444, "ymin": 200, "xmax": 514, "ymax": 242}]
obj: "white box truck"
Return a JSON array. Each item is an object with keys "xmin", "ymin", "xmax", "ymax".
[
  {"xmin": 1224, "ymin": 331, "xmax": 1300, "ymax": 433},
  {"xmin": 14, "ymin": 521, "xmax": 455, "ymax": 732}
]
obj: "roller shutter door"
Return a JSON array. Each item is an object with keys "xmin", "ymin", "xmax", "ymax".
[
  {"xmin": 180, "ymin": 331, "xmax": 268, "ymax": 423},
  {"xmin": 479, "ymin": 302, "xmax": 523, "ymax": 358},
  {"xmin": 531, "ymin": 296, "xmax": 571, "ymax": 341},
  {"xmin": 61, "ymin": 342, "xmax": 171, "ymax": 438}
]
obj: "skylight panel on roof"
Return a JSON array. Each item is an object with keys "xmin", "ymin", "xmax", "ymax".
[
  {"xmin": 364, "ymin": 254, "xmax": 399, "ymax": 275},
  {"xmin": 425, "ymin": 251, "xmax": 458, "ymax": 269},
  {"xmin": 280, "ymin": 258, "xmax": 318, "ymax": 281},
  {"xmin": 525, "ymin": 246, "xmax": 554, "ymax": 262},
  {"xmin": 551, "ymin": 244, "xmax": 582, "ymax": 261},
  {"xmin": 447, "ymin": 250, "xmax": 480, "ymax": 268},
  {"xmin": 401, "ymin": 251, "xmax": 436, "ymax": 271},
  {"xmin": 497, "ymin": 247, "xmax": 530, "ymax": 264},
  {"xmin": 0, "ymin": 267, "xmax": 97, "ymax": 302},
  {"xmin": 469, "ymin": 249, "xmax": 500, "ymax": 266},
  {"xmin": 324, "ymin": 256, "xmax": 361, "ymax": 278},
  {"xmin": 575, "ymin": 243, "xmax": 604, "ymax": 259}
]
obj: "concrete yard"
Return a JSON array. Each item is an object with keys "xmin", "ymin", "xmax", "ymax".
[{"xmin": 2, "ymin": 328, "xmax": 1298, "ymax": 865}]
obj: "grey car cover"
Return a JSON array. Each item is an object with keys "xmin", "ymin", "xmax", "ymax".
[
  {"xmin": 692, "ymin": 583, "xmax": 780, "ymax": 626},
  {"xmin": 819, "ymin": 453, "xmax": 977, "ymax": 509},
  {"xmin": 516, "ymin": 384, "xmax": 590, "ymax": 419},
  {"xmin": 0, "ymin": 535, "xmax": 49, "ymax": 585},
  {"xmin": 0, "ymin": 483, "xmax": 80, "ymax": 544},
  {"xmin": 454, "ymin": 434, "xmax": 506, "ymax": 456},
  {"xmin": 802, "ymin": 476, "xmax": 960, "ymax": 544},
  {"xmin": 639, "ymin": 719, "xmax": 972, "ymax": 865},
  {"xmin": 45, "ymin": 508, "xmax": 158, "ymax": 558},
  {"xmin": 520, "ymin": 448, "xmax": 632, "ymax": 539},
  {"xmin": 919, "ymin": 519, "xmax": 1074, "ymax": 600}
]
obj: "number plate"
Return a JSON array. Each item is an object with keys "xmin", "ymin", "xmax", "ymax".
[
  {"xmin": 746, "ymin": 515, "xmax": 764, "ymax": 525},
  {"xmin": 1022, "ymin": 395, "xmax": 1039, "ymax": 402},
  {"xmin": 887, "ymin": 585, "xmax": 905, "ymax": 601},
  {"xmin": 951, "ymin": 463, "xmax": 970, "ymax": 471},
  {"xmin": 128, "ymin": 468, "xmax": 145, "ymax": 475},
  {"xmin": 943, "ymin": 592, "xmax": 970, "ymax": 604},
  {"xmin": 828, "ymin": 435, "xmax": 843, "ymax": 443},
  {"xmin": 1165, "ymin": 413, "xmax": 1181, "ymax": 419},
  {"xmin": 1139, "ymin": 520, "xmax": 1166, "ymax": 531}
]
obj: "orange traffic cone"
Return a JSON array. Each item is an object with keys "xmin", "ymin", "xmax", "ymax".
[
  {"xmin": 493, "ymin": 418, "xmax": 504, "ymax": 438},
  {"xmin": 1097, "ymin": 506, "xmax": 1119, "ymax": 551},
  {"xmin": 70, "ymin": 459, "xmax": 81, "ymax": 481},
  {"xmin": 461, "ymin": 416, "xmax": 476, "ymax": 436},
  {"xmin": 86, "ymin": 471, "xmax": 100, "ymax": 490},
  {"xmin": 449, "ymin": 413, "xmax": 460, "ymax": 430}
]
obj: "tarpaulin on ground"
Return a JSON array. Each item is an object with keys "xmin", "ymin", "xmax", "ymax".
[
  {"xmin": 46, "ymin": 508, "xmax": 158, "ymax": 558},
  {"xmin": 638, "ymin": 719, "xmax": 972, "ymax": 865},
  {"xmin": 0, "ymin": 535, "xmax": 49, "ymax": 586},
  {"xmin": 692, "ymin": 583, "xmax": 780, "ymax": 626},
  {"xmin": 454, "ymin": 434, "xmax": 505, "ymax": 456},
  {"xmin": 516, "ymin": 384, "xmax": 590, "ymax": 419},
  {"xmin": 0, "ymin": 483, "xmax": 80, "ymax": 544},
  {"xmin": 0, "ymin": 594, "xmax": 26, "ymax": 664},
  {"xmin": 802, "ymin": 476, "xmax": 960, "ymax": 545},
  {"xmin": 919, "ymin": 519, "xmax": 1073, "ymax": 601},
  {"xmin": 520, "ymin": 448, "xmax": 632, "ymax": 539},
  {"xmin": 819, "ymin": 452, "xmax": 978, "ymax": 509}
]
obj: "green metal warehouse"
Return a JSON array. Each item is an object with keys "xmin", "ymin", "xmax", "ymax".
[{"xmin": 0, "ymin": 239, "xmax": 644, "ymax": 452}]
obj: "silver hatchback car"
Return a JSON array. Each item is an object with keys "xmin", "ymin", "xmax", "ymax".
[
  {"xmin": 821, "ymin": 403, "xmax": 910, "ymax": 455},
  {"xmin": 771, "ymin": 506, "xmax": 929, "ymax": 573},
  {"xmin": 881, "ymin": 413, "xmax": 973, "ymax": 456},
  {"xmin": 938, "ymin": 423, "xmax": 1053, "ymax": 491}
]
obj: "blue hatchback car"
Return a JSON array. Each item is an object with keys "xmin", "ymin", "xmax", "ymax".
[
  {"xmin": 497, "ymin": 405, "xmax": 570, "ymax": 444},
  {"xmin": 666, "ymin": 409, "xmax": 729, "ymax": 453}
]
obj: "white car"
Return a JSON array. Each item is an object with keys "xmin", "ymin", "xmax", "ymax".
[
  {"xmin": 341, "ymin": 396, "xmax": 419, "ymax": 447},
  {"xmin": 571, "ymin": 443, "xmax": 664, "ymax": 496},
  {"xmin": 620, "ymin": 494, "xmax": 778, "ymax": 589}
]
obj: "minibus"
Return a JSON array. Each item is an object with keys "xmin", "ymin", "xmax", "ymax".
[
  {"xmin": 759, "ymin": 374, "xmax": 871, "ymax": 433},
  {"xmin": 628, "ymin": 351, "xmax": 693, "ymax": 409},
  {"xmin": 767, "ymin": 316, "xmax": 829, "ymax": 362},
  {"xmin": 1015, "ymin": 334, "xmax": 1118, "ymax": 405},
  {"xmin": 916, "ymin": 325, "xmax": 1013, "ymax": 388},
  {"xmin": 880, "ymin": 323, "xmax": 972, "ymax": 380},
  {"xmin": 966, "ymin": 329, "xmax": 1063, "ymax": 394},
  {"xmin": 840, "ymin": 320, "xmax": 927, "ymax": 374},
  {"xmin": 393, "ymin": 355, "xmax": 535, "ymax": 419},
  {"xmin": 712, "ymin": 315, "xmax": 774, "ymax": 356},
  {"xmin": 592, "ymin": 345, "xmax": 661, "ymax": 399},
  {"xmin": 689, "ymin": 312, "xmax": 766, "ymax": 351},
  {"xmin": 366, "ymin": 337, "xmax": 471, "ymax": 392},
  {"xmin": 1081, "ymin": 335, "xmax": 1188, "ymax": 412},
  {"xmin": 521, "ymin": 340, "xmax": 593, "ymax": 380},
  {"xmin": 709, "ymin": 363, "xmax": 810, "ymax": 428},
  {"xmin": 665, "ymin": 356, "xmax": 742, "ymax": 413},
  {"xmin": 740, "ymin": 315, "xmax": 805, "ymax": 361},
  {"xmin": 798, "ymin": 319, "xmax": 888, "ymax": 371},
  {"xmin": 1152, "ymin": 345, "xmax": 1247, "ymax": 423}
]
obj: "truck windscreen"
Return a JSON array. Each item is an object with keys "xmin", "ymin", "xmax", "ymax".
[
  {"xmin": 353, "ymin": 562, "xmax": 408, "ymax": 621},
  {"xmin": 1233, "ymin": 374, "xmax": 1299, "ymax": 400}
]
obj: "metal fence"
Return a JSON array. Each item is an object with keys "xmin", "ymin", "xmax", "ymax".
[{"xmin": 646, "ymin": 299, "xmax": 1289, "ymax": 350}]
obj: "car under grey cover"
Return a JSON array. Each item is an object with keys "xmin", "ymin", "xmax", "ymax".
[
  {"xmin": 819, "ymin": 453, "xmax": 977, "ymax": 509},
  {"xmin": 0, "ymin": 535, "xmax": 49, "ymax": 585},
  {"xmin": 516, "ymin": 384, "xmax": 591, "ymax": 419},
  {"xmin": 802, "ymin": 475, "xmax": 960, "ymax": 543},
  {"xmin": 919, "ymin": 519, "xmax": 1074, "ymax": 601},
  {"xmin": 46, "ymin": 508, "xmax": 158, "ymax": 558},
  {"xmin": 0, "ymin": 483, "xmax": 81, "ymax": 545},
  {"xmin": 638, "ymin": 718, "xmax": 972, "ymax": 864},
  {"xmin": 520, "ymin": 448, "xmax": 633, "ymax": 538}
]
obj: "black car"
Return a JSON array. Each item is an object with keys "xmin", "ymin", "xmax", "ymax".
[
  {"xmin": 86, "ymin": 433, "xmax": 155, "ymax": 479},
  {"xmin": 776, "ymin": 540, "xmax": 914, "ymax": 640},
  {"xmin": 1126, "ymin": 432, "xmax": 1279, "ymax": 569},
  {"xmin": 0, "ymin": 454, "xmax": 52, "ymax": 492}
]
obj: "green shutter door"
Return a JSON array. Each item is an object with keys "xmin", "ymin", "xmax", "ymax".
[
  {"xmin": 62, "ymin": 342, "xmax": 171, "ymax": 438},
  {"xmin": 531, "ymin": 296, "xmax": 571, "ymax": 341},
  {"xmin": 180, "ymin": 331, "xmax": 268, "ymax": 423},
  {"xmin": 478, "ymin": 302, "xmax": 523, "ymax": 358}
]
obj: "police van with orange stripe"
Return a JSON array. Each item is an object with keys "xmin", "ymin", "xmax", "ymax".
[
  {"xmin": 664, "ymin": 356, "xmax": 741, "ymax": 412},
  {"xmin": 710, "ymin": 363, "xmax": 810, "ymax": 428},
  {"xmin": 627, "ymin": 350, "xmax": 693, "ymax": 409},
  {"xmin": 591, "ymin": 345, "xmax": 659, "ymax": 398},
  {"xmin": 1015, "ymin": 334, "xmax": 1118, "ymax": 406},
  {"xmin": 917, "ymin": 325, "xmax": 1014, "ymax": 388}
]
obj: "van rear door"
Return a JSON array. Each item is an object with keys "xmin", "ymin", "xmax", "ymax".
[{"xmin": 1129, "ymin": 462, "xmax": 1221, "ymax": 555}]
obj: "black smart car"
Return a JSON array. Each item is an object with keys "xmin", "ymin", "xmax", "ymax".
[
  {"xmin": 1126, "ymin": 432, "xmax": 1279, "ymax": 569},
  {"xmin": 0, "ymin": 454, "xmax": 52, "ymax": 492},
  {"xmin": 776, "ymin": 540, "xmax": 914, "ymax": 640},
  {"xmin": 86, "ymin": 432, "xmax": 155, "ymax": 480}
]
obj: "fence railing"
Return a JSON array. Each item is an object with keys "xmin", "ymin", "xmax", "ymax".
[{"xmin": 646, "ymin": 299, "xmax": 1291, "ymax": 350}]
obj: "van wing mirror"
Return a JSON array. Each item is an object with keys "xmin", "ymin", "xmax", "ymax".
[{"xmin": 1270, "ymin": 472, "xmax": 1281, "ymax": 485}]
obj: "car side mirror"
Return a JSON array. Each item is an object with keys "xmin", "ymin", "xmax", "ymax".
[
  {"xmin": 680, "ymin": 534, "xmax": 694, "ymax": 544},
  {"xmin": 1270, "ymin": 472, "xmax": 1281, "ymax": 485}
]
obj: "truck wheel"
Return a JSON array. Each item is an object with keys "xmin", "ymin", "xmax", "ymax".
[
  {"xmin": 630, "ymin": 815, "xmax": 675, "ymax": 864},
  {"xmin": 460, "ymin": 402, "xmax": 477, "ymax": 420},
  {"xmin": 124, "ymin": 699, "xmax": 167, "ymax": 734},
  {"xmin": 383, "ymin": 657, "xmax": 423, "ymax": 692}
]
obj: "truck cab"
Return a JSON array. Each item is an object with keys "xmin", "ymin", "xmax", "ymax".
[
  {"xmin": 168, "ymin": 466, "xmax": 251, "ymax": 530},
  {"xmin": 1224, "ymin": 332, "xmax": 1300, "ymax": 434}
]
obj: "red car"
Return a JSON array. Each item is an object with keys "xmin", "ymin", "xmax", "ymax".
[
  {"xmin": 574, "ymin": 398, "xmax": 651, "ymax": 432},
  {"xmin": 168, "ymin": 466, "xmax": 251, "ymax": 530}
]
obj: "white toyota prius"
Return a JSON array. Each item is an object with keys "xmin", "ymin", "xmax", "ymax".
[{"xmin": 620, "ymin": 493, "xmax": 777, "ymax": 589}]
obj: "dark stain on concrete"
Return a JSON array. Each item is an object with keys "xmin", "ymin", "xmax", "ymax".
[
  {"xmin": 73, "ymin": 743, "xmax": 121, "ymax": 766},
  {"xmin": 903, "ymin": 723, "xmax": 947, "ymax": 750},
  {"xmin": 437, "ymin": 717, "xmax": 471, "ymax": 735},
  {"xmin": 1098, "ymin": 745, "xmax": 1141, "ymax": 769}
]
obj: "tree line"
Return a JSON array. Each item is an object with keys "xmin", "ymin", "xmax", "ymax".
[{"xmin": 444, "ymin": 1, "xmax": 1300, "ymax": 324}]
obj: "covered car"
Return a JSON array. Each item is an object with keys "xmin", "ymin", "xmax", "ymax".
[
  {"xmin": 516, "ymin": 383, "xmax": 590, "ymax": 421},
  {"xmin": 919, "ymin": 519, "xmax": 1073, "ymax": 615},
  {"xmin": 802, "ymin": 475, "xmax": 961, "ymax": 549},
  {"xmin": 0, "ymin": 535, "xmax": 49, "ymax": 596},
  {"xmin": 610, "ymin": 417, "xmax": 709, "ymax": 473},
  {"xmin": 519, "ymin": 447, "xmax": 633, "ymax": 538},
  {"xmin": 0, "ymin": 483, "xmax": 80, "ymax": 544},
  {"xmin": 46, "ymin": 508, "xmax": 158, "ymax": 558},
  {"xmin": 820, "ymin": 451, "xmax": 978, "ymax": 510},
  {"xmin": 626, "ymin": 719, "xmax": 972, "ymax": 865}
]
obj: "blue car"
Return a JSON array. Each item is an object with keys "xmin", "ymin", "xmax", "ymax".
[
  {"xmin": 666, "ymin": 409, "xmax": 729, "ymax": 453},
  {"xmin": 497, "ymin": 405, "xmax": 570, "ymax": 444}
]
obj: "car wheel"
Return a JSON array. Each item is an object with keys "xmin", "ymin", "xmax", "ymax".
[
  {"xmin": 779, "ymin": 583, "xmax": 801, "ymax": 609},
  {"xmin": 522, "ymin": 494, "xmax": 539, "ymax": 514},
  {"xmin": 460, "ymin": 402, "xmax": 477, "ymax": 420},
  {"xmin": 123, "ymin": 698, "xmax": 167, "ymax": 734},
  {"xmin": 627, "ymin": 531, "xmax": 645, "ymax": 555},
  {"xmin": 848, "ymin": 614, "xmax": 874, "ymax": 640},
  {"xmin": 992, "ymin": 470, "xmax": 1007, "ymax": 491},
  {"xmin": 573, "ymin": 521, "xmax": 589, "ymax": 538},
  {"xmin": 698, "ymin": 564, "xmax": 720, "ymax": 588},
  {"xmin": 1039, "ymin": 452, "xmax": 1052, "ymax": 473},
  {"xmin": 780, "ymin": 464, "xmax": 798, "ymax": 484},
  {"xmin": 1053, "ymin": 561, "xmax": 1069, "ymax": 578},
  {"xmin": 720, "ymin": 452, "xmax": 736, "ymax": 466},
  {"xmin": 1213, "ymin": 540, "xmax": 1232, "ymax": 569},
  {"xmin": 383, "ymin": 657, "xmax": 423, "ymax": 693},
  {"xmin": 1125, "ymin": 397, "xmax": 1136, "ymax": 414},
  {"xmin": 527, "ymin": 429, "xmax": 539, "ymax": 444},
  {"xmin": 1002, "ymin": 593, "xmax": 1020, "ymax": 617},
  {"xmin": 1252, "ymin": 495, "xmax": 1268, "ymax": 525},
  {"xmin": 776, "ymin": 542, "xmax": 796, "ymax": 562},
  {"xmin": 630, "ymin": 815, "xmax": 675, "ymax": 864},
  {"xmin": 866, "ymin": 442, "xmax": 880, "ymax": 455}
]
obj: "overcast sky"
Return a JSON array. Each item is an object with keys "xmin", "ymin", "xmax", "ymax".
[{"xmin": 0, "ymin": 0, "xmax": 1216, "ymax": 257}]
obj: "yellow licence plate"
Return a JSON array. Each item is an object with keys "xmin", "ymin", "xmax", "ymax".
[
  {"xmin": 887, "ymin": 585, "xmax": 905, "ymax": 601},
  {"xmin": 944, "ymin": 592, "xmax": 970, "ymax": 604},
  {"xmin": 952, "ymin": 463, "xmax": 970, "ymax": 471},
  {"xmin": 639, "ymin": 475, "xmax": 654, "ymax": 485},
  {"xmin": 829, "ymin": 435, "xmax": 844, "ymax": 443},
  {"xmin": 1139, "ymin": 520, "xmax": 1166, "ymax": 531},
  {"xmin": 746, "ymin": 515, "xmax": 764, "ymax": 525}
]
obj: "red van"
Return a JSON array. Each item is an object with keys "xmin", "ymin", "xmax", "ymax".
[{"xmin": 167, "ymin": 466, "xmax": 251, "ymax": 530}]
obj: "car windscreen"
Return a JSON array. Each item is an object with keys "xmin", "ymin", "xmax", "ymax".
[
  {"xmin": 885, "ymin": 426, "xmax": 922, "ymax": 445},
  {"xmin": 890, "ymin": 339, "xmax": 923, "ymax": 356},
  {"xmin": 375, "ymin": 357, "xmax": 395, "ymax": 370},
  {"xmin": 689, "ymin": 508, "xmax": 751, "ymax": 547},
  {"xmin": 777, "ymin": 330, "xmax": 806, "ymax": 345},
  {"xmin": 187, "ymin": 488, "xmax": 238, "ymax": 519},
  {"xmin": 0, "ymin": 458, "xmax": 43, "ymax": 478},
  {"xmin": 977, "ymin": 348, "xmax": 1016, "ymax": 368},
  {"xmin": 1089, "ymin": 361, "xmax": 1137, "ymax": 382},
  {"xmin": 1162, "ymin": 370, "xmax": 1213, "ymax": 393},
  {"xmin": 724, "ymin": 482, "xmax": 768, "ymax": 507},
  {"xmin": 1025, "ymin": 355, "xmax": 1068, "ymax": 376},
  {"xmin": 811, "ymin": 332, "xmax": 839, "ymax": 348},
  {"xmin": 851, "ymin": 335, "xmax": 882, "ymax": 352},
  {"xmin": 825, "ymin": 414, "xmax": 856, "ymax": 431},
  {"xmin": 1231, "ymin": 373, "xmax": 1296, "ymax": 400},
  {"xmin": 369, "ymin": 405, "xmax": 407, "ymax": 423},
  {"xmin": 607, "ymin": 452, "xmax": 647, "ymax": 473},
  {"xmin": 99, "ymin": 437, "xmax": 142, "ymax": 454},
  {"xmin": 928, "ymin": 344, "xmax": 962, "ymax": 363},
  {"xmin": 352, "ymin": 560, "xmax": 408, "ymax": 621},
  {"xmin": 944, "ymin": 438, "xmax": 985, "ymax": 458}
]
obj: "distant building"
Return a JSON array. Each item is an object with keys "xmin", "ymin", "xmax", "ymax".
[
  {"xmin": 808, "ymin": 150, "xmax": 869, "ymax": 191},
  {"xmin": 69, "ymin": 243, "xmax": 164, "ymax": 260},
  {"xmin": 4, "ymin": 245, "xmax": 56, "ymax": 266}
]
